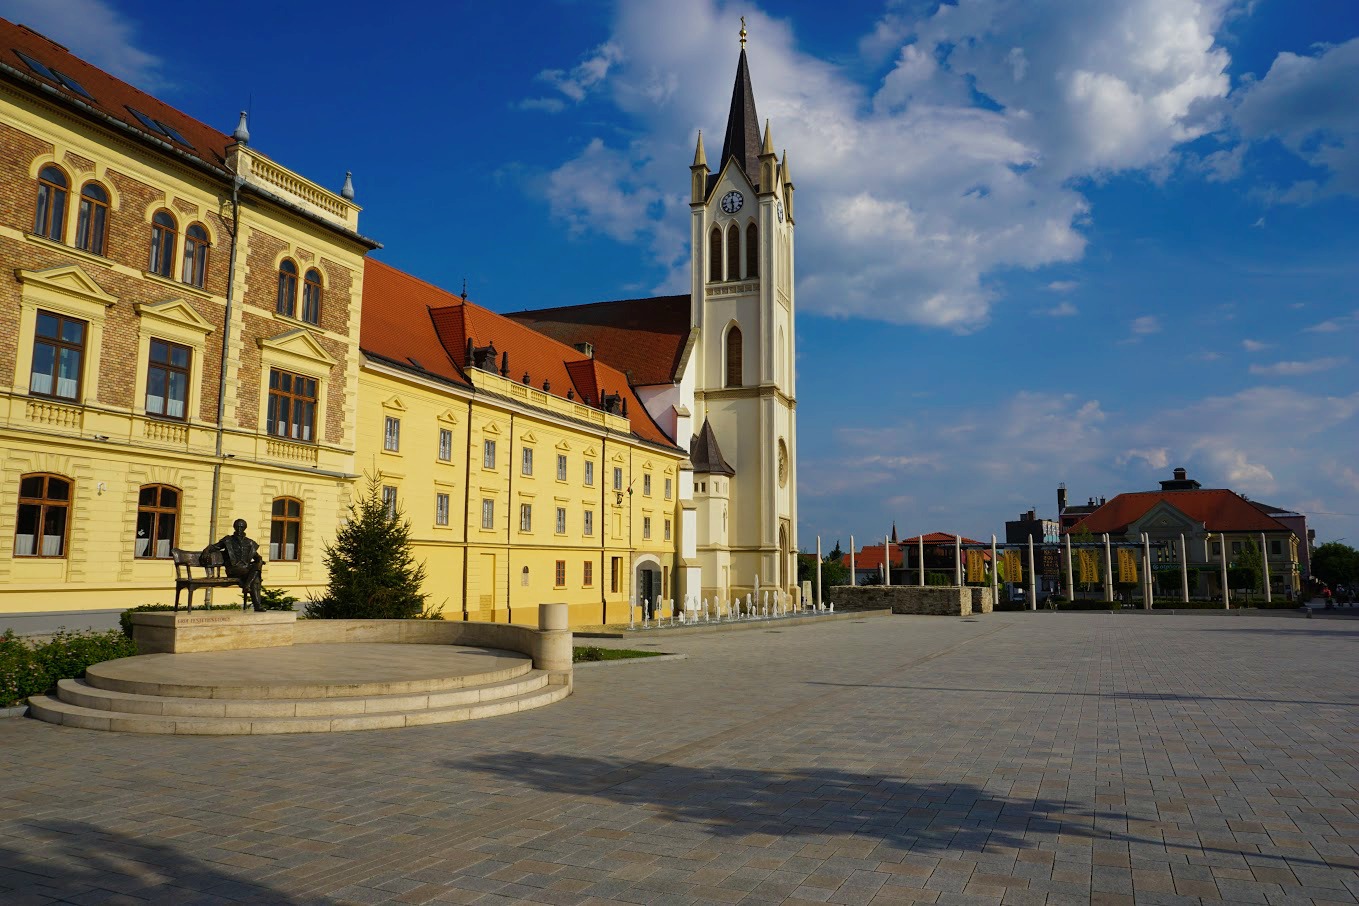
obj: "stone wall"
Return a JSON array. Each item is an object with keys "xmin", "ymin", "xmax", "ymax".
[
  {"xmin": 831, "ymin": 586, "xmax": 978, "ymax": 616},
  {"xmin": 970, "ymin": 587, "xmax": 994, "ymax": 614}
]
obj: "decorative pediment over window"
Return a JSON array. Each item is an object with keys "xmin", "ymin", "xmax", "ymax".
[
  {"xmin": 611, "ymin": 451, "xmax": 626, "ymax": 464},
  {"xmin": 258, "ymin": 329, "xmax": 337, "ymax": 368},
  {"xmin": 17, "ymin": 265, "xmax": 117, "ymax": 308},
  {"xmin": 1130, "ymin": 501, "xmax": 1197, "ymax": 535},
  {"xmin": 483, "ymin": 421, "xmax": 501, "ymax": 435},
  {"xmin": 437, "ymin": 409, "xmax": 459, "ymax": 424},
  {"xmin": 521, "ymin": 431, "xmax": 537, "ymax": 444},
  {"xmin": 382, "ymin": 395, "xmax": 406, "ymax": 412},
  {"xmin": 583, "ymin": 446, "xmax": 597, "ymax": 457},
  {"xmin": 555, "ymin": 440, "xmax": 571, "ymax": 451},
  {"xmin": 134, "ymin": 298, "xmax": 215, "ymax": 335}
]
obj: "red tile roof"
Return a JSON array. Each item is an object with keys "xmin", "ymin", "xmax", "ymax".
[
  {"xmin": 843, "ymin": 543, "xmax": 902, "ymax": 571},
  {"xmin": 505, "ymin": 296, "xmax": 691, "ymax": 387},
  {"xmin": 901, "ymin": 532, "xmax": 987, "ymax": 546},
  {"xmin": 361, "ymin": 261, "xmax": 680, "ymax": 450},
  {"xmin": 1, "ymin": 18, "xmax": 232, "ymax": 169},
  {"xmin": 1067, "ymin": 489, "xmax": 1292, "ymax": 535},
  {"xmin": 841, "ymin": 534, "xmax": 990, "ymax": 570}
]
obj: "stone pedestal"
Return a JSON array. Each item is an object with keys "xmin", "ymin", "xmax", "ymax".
[
  {"xmin": 534, "ymin": 603, "xmax": 573, "ymax": 673},
  {"xmin": 131, "ymin": 611, "xmax": 297, "ymax": 654}
]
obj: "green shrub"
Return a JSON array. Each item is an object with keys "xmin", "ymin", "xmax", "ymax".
[{"xmin": 0, "ymin": 628, "xmax": 136, "ymax": 708}]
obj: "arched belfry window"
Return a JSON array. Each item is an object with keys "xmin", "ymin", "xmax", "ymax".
[
  {"xmin": 726, "ymin": 224, "xmax": 740, "ymax": 281},
  {"xmin": 725, "ymin": 324, "xmax": 742, "ymax": 388},
  {"xmin": 708, "ymin": 227, "xmax": 722, "ymax": 282},
  {"xmin": 746, "ymin": 223, "xmax": 759, "ymax": 278}
]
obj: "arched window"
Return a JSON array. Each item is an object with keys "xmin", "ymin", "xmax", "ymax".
[
  {"xmin": 74, "ymin": 182, "xmax": 109, "ymax": 255},
  {"xmin": 746, "ymin": 223, "xmax": 759, "ymax": 278},
  {"xmin": 35, "ymin": 165, "xmax": 68, "ymax": 241},
  {"xmin": 182, "ymin": 223, "xmax": 209, "ymax": 287},
  {"xmin": 725, "ymin": 324, "xmax": 742, "ymax": 388},
  {"xmin": 276, "ymin": 259, "xmax": 298, "ymax": 317},
  {"xmin": 270, "ymin": 497, "xmax": 303, "ymax": 561},
  {"xmin": 149, "ymin": 210, "xmax": 177, "ymax": 277},
  {"xmin": 726, "ymin": 223, "xmax": 740, "ymax": 281},
  {"xmin": 302, "ymin": 268, "xmax": 322, "ymax": 324},
  {"xmin": 14, "ymin": 473, "xmax": 71, "ymax": 558},
  {"xmin": 135, "ymin": 484, "xmax": 179, "ymax": 559},
  {"xmin": 708, "ymin": 226, "xmax": 722, "ymax": 282}
]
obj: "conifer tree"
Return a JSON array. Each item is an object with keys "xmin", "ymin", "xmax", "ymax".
[{"xmin": 306, "ymin": 474, "xmax": 430, "ymax": 619}]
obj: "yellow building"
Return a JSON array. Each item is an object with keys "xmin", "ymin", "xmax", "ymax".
[
  {"xmin": 0, "ymin": 19, "xmax": 376, "ymax": 623},
  {"xmin": 358, "ymin": 262, "xmax": 684, "ymax": 627}
]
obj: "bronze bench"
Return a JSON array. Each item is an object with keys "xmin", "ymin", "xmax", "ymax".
[{"xmin": 170, "ymin": 547, "xmax": 251, "ymax": 611}]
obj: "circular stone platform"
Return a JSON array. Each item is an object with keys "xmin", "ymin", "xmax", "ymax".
[{"xmin": 84, "ymin": 643, "xmax": 532, "ymax": 699}]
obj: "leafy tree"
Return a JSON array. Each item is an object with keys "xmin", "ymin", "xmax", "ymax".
[
  {"xmin": 1312, "ymin": 541, "xmax": 1359, "ymax": 588},
  {"xmin": 306, "ymin": 474, "xmax": 434, "ymax": 619},
  {"xmin": 1232, "ymin": 538, "xmax": 1264, "ymax": 600}
]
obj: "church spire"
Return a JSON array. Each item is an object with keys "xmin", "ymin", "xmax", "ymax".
[{"xmin": 719, "ymin": 20, "xmax": 762, "ymax": 189}]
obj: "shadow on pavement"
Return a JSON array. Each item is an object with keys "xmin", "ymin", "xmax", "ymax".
[
  {"xmin": 805, "ymin": 682, "xmax": 1359, "ymax": 707},
  {"xmin": 0, "ymin": 819, "xmax": 318, "ymax": 903},
  {"xmin": 454, "ymin": 752, "xmax": 1341, "ymax": 869}
]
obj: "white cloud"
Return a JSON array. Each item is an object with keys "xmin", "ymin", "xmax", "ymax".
[
  {"xmin": 1131, "ymin": 315, "xmax": 1162, "ymax": 334},
  {"xmin": 1249, "ymin": 357, "xmax": 1346, "ymax": 376},
  {"xmin": 0, "ymin": 0, "xmax": 163, "ymax": 89},
  {"xmin": 1241, "ymin": 338, "xmax": 1270, "ymax": 351},
  {"xmin": 1304, "ymin": 310, "xmax": 1358, "ymax": 333},
  {"xmin": 1046, "ymin": 280, "xmax": 1079, "ymax": 292},
  {"xmin": 1120, "ymin": 447, "xmax": 1170, "ymax": 469},
  {"xmin": 1035, "ymin": 301, "xmax": 1078, "ymax": 317},
  {"xmin": 527, "ymin": 41, "xmax": 624, "ymax": 109},
  {"xmin": 1233, "ymin": 37, "xmax": 1359, "ymax": 198},
  {"xmin": 530, "ymin": 0, "xmax": 1235, "ymax": 325}
]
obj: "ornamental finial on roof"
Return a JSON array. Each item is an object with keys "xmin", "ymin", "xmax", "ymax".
[
  {"xmin": 232, "ymin": 110, "xmax": 250, "ymax": 145},
  {"xmin": 739, "ymin": 17, "xmax": 747, "ymax": 50}
]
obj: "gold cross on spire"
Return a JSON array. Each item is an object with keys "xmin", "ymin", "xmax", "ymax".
[{"xmin": 739, "ymin": 17, "xmax": 747, "ymax": 49}]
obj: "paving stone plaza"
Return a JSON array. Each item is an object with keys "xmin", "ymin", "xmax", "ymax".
[{"xmin": 2, "ymin": 612, "xmax": 1357, "ymax": 905}]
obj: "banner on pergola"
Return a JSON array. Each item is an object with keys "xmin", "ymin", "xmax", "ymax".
[{"xmin": 1117, "ymin": 548, "xmax": 1139, "ymax": 584}]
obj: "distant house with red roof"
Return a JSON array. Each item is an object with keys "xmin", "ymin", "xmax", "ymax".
[{"xmin": 1065, "ymin": 468, "xmax": 1306, "ymax": 597}]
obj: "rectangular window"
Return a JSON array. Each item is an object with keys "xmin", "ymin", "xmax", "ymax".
[
  {"xmin": 1231, "ymin": 541, "xmax": 1241, "ymax": 555},
  {"xmin": 643, "ymin": 516, "xmax": 651, "ymax": 540},
  {"xmin": 613, "ymin": 467, "xmax": 623, "ymax": 491},
  {"xmin": 481, "ymin": 498, "xmax": 494, "ymax": 529},
  {"xmin": 665, "ymin": 478, "xmax": 672, "ymax": 500},
  {"xmin": 555, "ymin": 506, "xmax": 567, "ymax": 534},
  {"xmin": 145, "ymin": 338, "xmax": 190, "ymax": 419},
  {"xmin": 554, "ymin": 560, "xmax": 566, "ymax": 588},
  {"xmin": 134, "ymin": 484, "xmax": 179, "ymax": 558},
  {"xmin": 384, "ymin": 416, "xmax": 401, "ymax": 452},
  {"xmin": 611, "ymin": 557, "xmax": 621, "ymax": 593},
  {"xmin": 643, "ymin": 474, "xmax": 651, "ymax": 496},
  {"xmin": 382, "ymin": 485, "xmax": 397, "ymax": 518},
  {"xmin": 435, "ymin": 493, "xmax": 450, "ymax": 526},
  {"xmin": 438, "ymin": 428, "xmax": 453, "ymax": 462},
  {"xmin": 266, "ymin": 368, "xmax": 317, "ymax": 442},
  {"xmin": 583, "ymin": 560, "xmax": 593, "ymax": 587},
  {"xmin": 519, "ymin": 503, "xmax": 532, "ymax": 532},
  {"xmin": 522, "ymin": 447, "xmax": 534, "ymax": 476},
  {"xmin": 584, "ymin": 461, "xmax": 595, "ymax": 486},
  {"xmin": 483, "ymin": 439, "xmax": 496, "ymax": 469},
  {"xmin": 1212, "ymin": 542, "xmax": 1221, "ymax": 556},
  {"xmin": 557, "ymin": 454, "xmax": 567, "ymax": 481},
  {"xmin": 1270, "ymin": 539, "xmax": 1281, "ymax": 556},
  {"xmin": 30, "ymin": 310, "xmax": 85, "ymax": 401},
  {"xmin": 583, "ymin": 510, "xmax": 594, "ymax": 536},
  {"xmin": 664, "ymin": 518, "xmax": 672, "ymax": 542}
]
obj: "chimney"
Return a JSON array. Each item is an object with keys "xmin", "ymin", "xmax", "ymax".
[
  {"xmin": 1099, "ymin": 496, "xmax": 1106, "ymax": 506},
  {"xmin": 1057, "ymin": 483, "xmax": 1067, "ymax": 513},
  {"xmin": 1026, "ymin": 509, "xmax": 1036, "ymax": 521},
  {"xmin": 1173, "ymin": 467, "xmax": 1187, "ymax": 481}
]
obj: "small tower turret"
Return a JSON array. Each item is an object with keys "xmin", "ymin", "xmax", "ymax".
[
  {"xmin": 759, "ymin": 119, "xmax": 777, "ymax": 195},
  {"xmin": 691, "ymin": 130, "xmax": 709, "ymax": 204}
]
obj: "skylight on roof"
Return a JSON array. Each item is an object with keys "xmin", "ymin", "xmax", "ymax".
[
  {"xmin": 13, "ymin": 50, "xmax": 57, "ymax": 82},
  {"xmin": 154, "ymin": 119, "xmax": 192, "ymax": 148},
  {"xmin": 126, "ymin": 106, "xmax": 164, "ymax": 135},
  {"xmin": 51, "ymin": 68, "xmax": 92, "ymax": 100}
]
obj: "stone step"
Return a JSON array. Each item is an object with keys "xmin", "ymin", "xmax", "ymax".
[
  {"xmin": 83, "ymin": 648, "xmax": 533, "ymax": 699},
  {"xmin": 28, "ymin": 677, "xmax": 571, "ymax": 735},
  {"xmin": 55, "ymin": 670, "xmax": 552, "ymax": 718}
]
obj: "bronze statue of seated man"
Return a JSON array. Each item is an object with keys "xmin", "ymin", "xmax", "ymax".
[{"xmin": 211, "ymin": 518, "xmax": 266, "ymax": 611}]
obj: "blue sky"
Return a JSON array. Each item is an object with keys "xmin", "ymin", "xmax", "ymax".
[{"xmin": 8, "ymin": 0, "xmax": 1357, "ymax": 551}]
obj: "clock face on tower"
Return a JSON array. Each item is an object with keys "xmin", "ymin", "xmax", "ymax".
[{"xmin": 720, "ymin": 191, "xmax": 744, "ymax": 214}]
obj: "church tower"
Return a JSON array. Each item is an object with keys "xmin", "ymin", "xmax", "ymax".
[{"xmin": 686, "ymin": 20, "xmax": 798, "ymax": 603}]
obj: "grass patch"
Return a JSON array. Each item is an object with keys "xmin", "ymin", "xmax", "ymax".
[{"xmin": 573, "ymin": 646, "xmax": 664, "ymax": 663}]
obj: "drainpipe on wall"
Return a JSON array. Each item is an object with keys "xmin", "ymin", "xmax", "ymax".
[
  {"xmin": 460, "ymin": 396, "xmax": 473, "ymax": 621},
  {"xmin": 505, "ymin": 412, "xmax": 514, "ymax": 624},
  {"xmin": 600, "ymin": 436, "xmax": 608, "ymax": 625}
]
